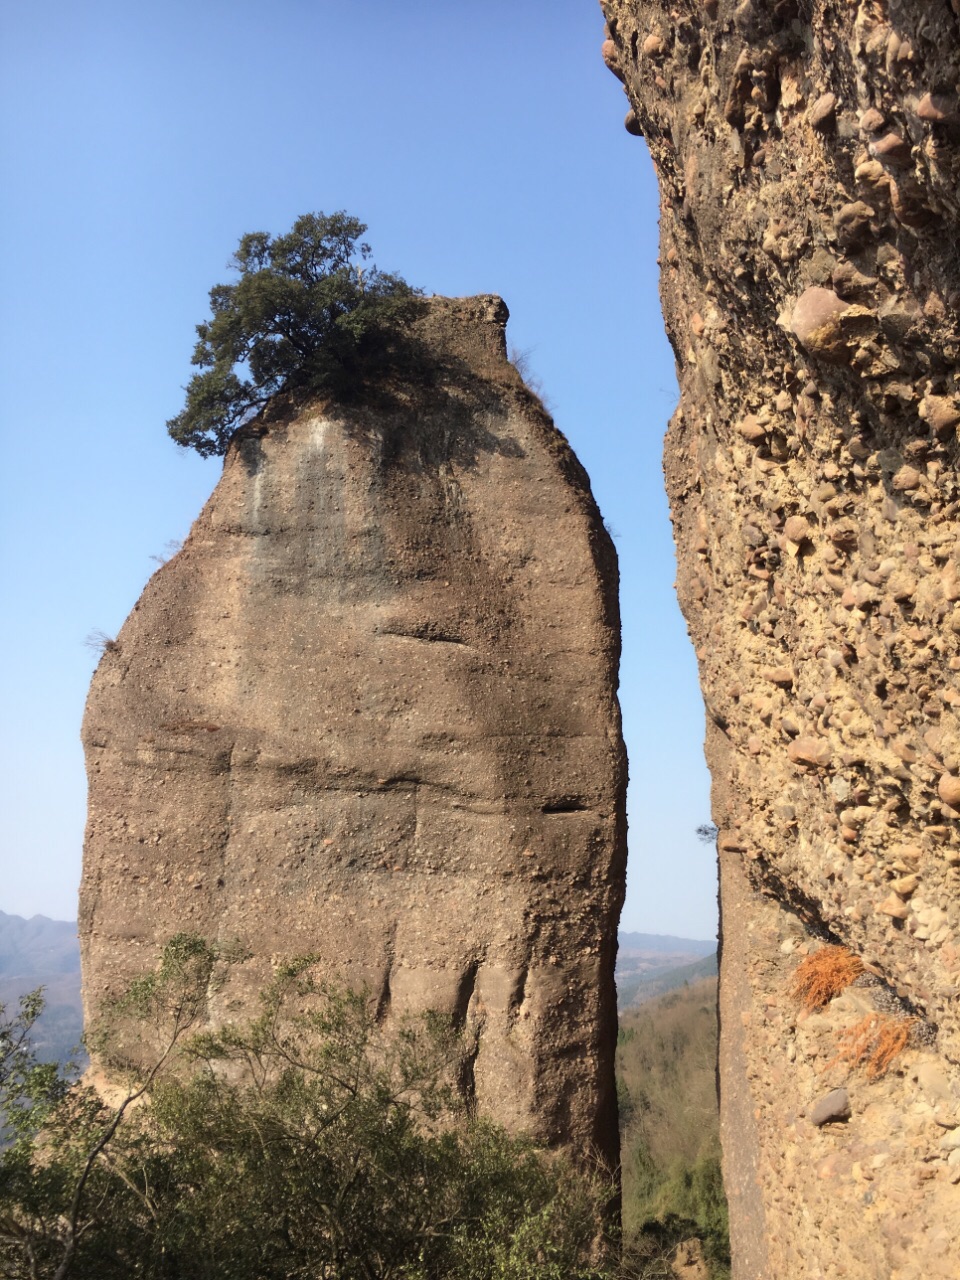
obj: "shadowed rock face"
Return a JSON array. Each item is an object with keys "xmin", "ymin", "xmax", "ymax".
[
  {"xmin": 600, "ymin": 1, "xmax": 960, "ymax": 1275},
  {"xmin": 80, "ymin": 295, "xmax": 627, "ymax": 1168}
]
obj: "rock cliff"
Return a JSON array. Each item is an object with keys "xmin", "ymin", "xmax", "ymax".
[
  {"xmin": 601, "ymin": 0, "xmax": 960, "ymax": 1274},
  {"xmin": 80, "ymin": 295, "xmax": 627, "ymax": 1168}
]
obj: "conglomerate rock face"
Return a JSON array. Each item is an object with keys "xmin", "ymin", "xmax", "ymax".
[
  {"xmin": 80, "ymin": 295, "xmax": 627, "ymax": 1168},
  {"xmin": 600, "ymin": 0, "xmax": 960, "ymax": 1275}
]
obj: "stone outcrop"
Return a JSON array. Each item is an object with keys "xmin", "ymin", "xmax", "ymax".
[
  {"xmin": 80, "ymin": 295, "xmax": 627, "ymax": 1169},
  {"xmin": 600, "ymin": 0, "xmax": 960, "ymax": 1274}
]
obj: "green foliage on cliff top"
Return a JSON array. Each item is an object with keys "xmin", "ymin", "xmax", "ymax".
[{"xmin": 166, "ymin": 212, "xmax": 422, "ymax": 457}]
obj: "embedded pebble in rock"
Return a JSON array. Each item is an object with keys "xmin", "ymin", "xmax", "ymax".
[
  {"xmin": 855, "ymin": 158, "xmax": 889, "ymax": 192},
  {"xmin": 761, "ymin": 667, "xmax": 794, "ymax": 687},
  {"xmin": 738, "ymin": 414, "xmax": 767, "ymax": 443},
  {"xmin": 937, "ymin": 774, "xmax": 960, "ymax": 810},
  {"xmin": 624, "ymin": 109, "xmax": 643, "ymax": 137},
  {"xmin": 604, "ymin": 0, "xmax": 960, "ymax": 1272},
  {"xmin": 601, "ymin": 39, "xmax": 624, "ymax": 81},
  {"xmin": 860, "ymin": 108, "xmax": 886, "ymax": 133},
  {"xmin": 878, "ymin": 895, "xmax": 910, "ymax": 920},
  {"xmin": 871, "ymin": 131, "xmax": 912, "ymax": 163},
  {"xmin": 917, "ymin": 1065, "xmax": 955, "ymax": 1101},
  {"xmin": 890, "ymin": 179, "xmax": 934, "ymax": 229},
  {"xmin": 916, "ymin": 92, "xmax": 957, "ymax": 124},
  {"xmin": 810, "ymin": 1089, "xmax": 851, "ymax": 1127},
  {"xmin": 834, "ymin": 201, "xmax": 875, "ymax": 247},
  {"xmin": 783, "ymin": 515, "xmax": 812, "ymax": 545},
  {"xmin": 923, "ymin": 395, "xmax": 960, "ymax": 436},
  {"xmin": 789, "ymin": 288, "xmax": 850, "ymax": 361},
  {"xmin": 890, "ymin": 875, "xmax": 919, "ymax": 898},
  {"xmin": 892, "ymin": 466, "xmax": 922, "ymax": 492},
  {"xmin": 808, "ymin": 92, "xmax": 837, "ymax": 130},
  {"xmin": 788, "ymin": 737, "xmax": 832, "ymax": 769}
]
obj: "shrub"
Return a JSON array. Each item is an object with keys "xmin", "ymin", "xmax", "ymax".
[
  {"xmin": 83, "ymin": 629, "xmax": 120, "ymax": 656},
  {"xmin": 0, "ymin": 940, "xmax": 612, "ymax": 1280},
  {"xmin": 617, "ymin": 980, "xmax": 730, "ymax": 1279}
]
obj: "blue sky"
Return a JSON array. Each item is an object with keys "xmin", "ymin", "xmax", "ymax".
[{"xmin": 0, "ymin": 0, "xmax": 716, "ymax": 939}]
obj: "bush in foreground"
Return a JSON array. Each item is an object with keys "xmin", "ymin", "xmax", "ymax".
[{"xmin": 0, "ymin": 937, "xmax": 610, "ymax": 1280}]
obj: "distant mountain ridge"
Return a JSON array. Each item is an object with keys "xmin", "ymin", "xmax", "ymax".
[
  {"xmin": 615, "ymin": 952, "xmax": 718, "ymax": 1010},
  {"xmin": 617, "ymin": 931, "xmax": 715, "ymax": 956},
  {"xmin": 614, "ymin": 931, "xmax": 717, "ymax": 1012},
  {"xmin": 0, "ymin": 911, "xmax": 80, "ymax": 977}
]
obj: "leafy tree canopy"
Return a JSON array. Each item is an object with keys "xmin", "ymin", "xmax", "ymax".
[{"xmin": 167, "ymin": 212, "xmax": 421, "ymax": 457}]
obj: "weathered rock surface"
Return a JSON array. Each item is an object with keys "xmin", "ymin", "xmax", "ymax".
[
  {"xmin": 600, "ymin": 0, "xmax": 960, "ymax": 1273},
  {"xmin": 80, "ymin": 295, "xmax": 627, "ymax": 1167}
]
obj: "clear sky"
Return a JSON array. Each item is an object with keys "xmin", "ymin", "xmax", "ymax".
[{"xmin": 0, "ymin": 0, "xmax": 716, "ymax": 940}]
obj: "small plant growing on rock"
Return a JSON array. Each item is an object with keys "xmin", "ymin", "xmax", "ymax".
[
  {"xmin": 831, "ymin": 1012, "xmax": 917, "ymax": 1079},
  {"xmin": 791, "ymin": 945, "xmax": 864, "ymax": 1010},
  {"xmin": 83, "ymin": 629, "xmax": 120, "ymax": 656}
]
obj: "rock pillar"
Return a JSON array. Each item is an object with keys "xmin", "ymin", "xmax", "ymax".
[{"xmin": 80, "ymin": 295, "xmax": 627, "ymax": 1169}]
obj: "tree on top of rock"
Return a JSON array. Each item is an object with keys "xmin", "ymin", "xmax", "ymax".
[{"xmin": 167, "ymin": 212, "xmax": 421, "ymax": 457}]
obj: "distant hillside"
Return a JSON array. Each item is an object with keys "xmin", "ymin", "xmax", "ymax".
[
  {"xmin": 618, "ymin": 976, "xmax": 729, "ymax": 1277},
  {"xmin": 0, "ymin": 911, "xmax": 80, "ymax": 977},
  {"xmin": 616, "ymin": 951, "xmax": 718, "ymax": 1011},
  {"xmin": 0, "ymin": 911, "xmax": 83, "ymax": 1064},
  {"xmin": 614, "ymin": 931, "xmax": 717, "ymax": 1012}
]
